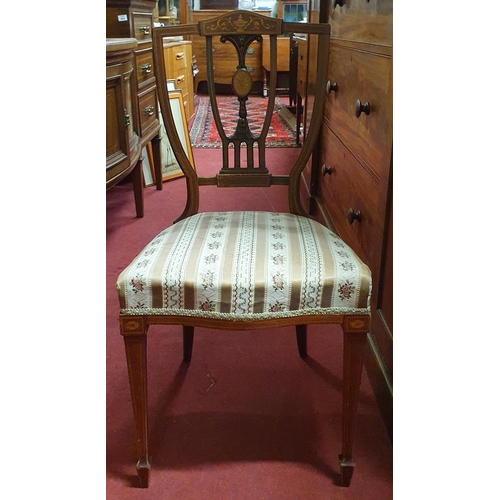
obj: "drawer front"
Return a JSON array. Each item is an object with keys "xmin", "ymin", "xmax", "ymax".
[
  {"xmin": 135, "ymin": 48, "xmax": 155, "ymax": 89},
  {"xmin": 172, "ymin": 68, "xmax": 189, "ymax": 96},
  {"xmin": 170, "ymin": 46, "xmax": 188, "ymax": 72},
  {"xmin": 132, "ymin": 14, "xmax": 153, "ymax": 44},
  {"xmin": 324, "ymin": 43, "xmax": 392, "ymax": 179},
  {"xmin": 318, "ymin": 123, "xmax": 383, "ymax": 270},
  {"xmin": 328, "ymin": 0, "xmax": 393, "ymax": 46},
  {"xmin": 137, "ymin": 86, "xmax": 158, "ymax": 138}
]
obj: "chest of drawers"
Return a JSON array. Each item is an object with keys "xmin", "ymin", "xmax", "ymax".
[
  {"xmin": 314, "ymin": 0, "xmax": 393, "ymax": 435},
  {"xmin": 163, "ymin": 40, "xmax": 194, "ymax": 120}
]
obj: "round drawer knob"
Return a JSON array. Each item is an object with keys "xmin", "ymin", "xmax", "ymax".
[
  {"xmin": 326, "ymin": 80, "xmax": 338, "ymax": 94},
  {"xmin": 322, "ymin": 164, "xmax": 332, "ymax": 176},
  {"xmin": 347, "ymin": 209, "xmax": 362, "ymax": 225},
  {"xmin": 355, "ymin": 99, "xmax": 370, "ymax": 118}
]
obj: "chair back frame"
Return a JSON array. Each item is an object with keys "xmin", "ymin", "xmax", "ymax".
[{"xmin": 152, "ymin": 10, "xmax": 330, "ymax": 223}]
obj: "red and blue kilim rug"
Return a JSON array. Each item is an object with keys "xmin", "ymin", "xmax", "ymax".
[{"xmin": 189, "ymin": 95, "xmax": 298, "ymax": 148}]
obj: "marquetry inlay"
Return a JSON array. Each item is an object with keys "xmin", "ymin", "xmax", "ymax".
[
  {"xmin": 343, "ymin": 316, "xmax": 370, "ymax": 333},
  {"xmin": 199, "ymin": 11, "xmax": 282, "ymax": 35},
  {"xmin": 120, "ymin": 317, "xmax": 147, "ymax": 335}
]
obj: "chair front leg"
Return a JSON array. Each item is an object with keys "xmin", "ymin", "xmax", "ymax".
[
  {"xmin": 121, "ymin": 317, "xmax": 151, "ymax": 488},
  {"xmin": 339, "ymin": 329, "xmax": 368, "ymax": 487}
]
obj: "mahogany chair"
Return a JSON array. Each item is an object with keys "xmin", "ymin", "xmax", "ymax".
[{"xmin": 116, "ymin": 10, "xmax": 372, "ymax": 489}]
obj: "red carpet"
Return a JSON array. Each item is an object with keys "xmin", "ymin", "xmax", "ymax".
[
  {"xmin": 189, "ymin": 96, "xmax": 297, "ymax": 148},
  {"xmin": 106, "ymin": 147, "xmax": 392, "ymax": 498}
]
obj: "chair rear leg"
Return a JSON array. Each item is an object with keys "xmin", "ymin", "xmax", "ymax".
[
  {"xmin": 339, "ymin": 330, "xmax": 367, "ymax": 487},
  {"xmin": 121, "ymin": 321, "xmax": 151, "ymax": 488},
  {"xmin": 183, "ymin": 326, "xmax": 194, "ymax": 362},
  {"xmin": 295, "ymin": 324, "xmax": 307, "ymax": 358}
]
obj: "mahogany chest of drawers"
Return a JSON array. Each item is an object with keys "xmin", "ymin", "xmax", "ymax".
[{"xmin": 314, "ymin": 0, "xmax": 393, "ymax": 434}]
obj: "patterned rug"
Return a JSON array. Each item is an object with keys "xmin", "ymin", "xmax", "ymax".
[{"xmin": 189, "ymin": 95, "xmax": 298, "ymax": 148}]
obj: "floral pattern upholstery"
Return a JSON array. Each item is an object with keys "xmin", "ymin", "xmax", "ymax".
[{"xmin": 117, "ymin": 211, "xmax": 371, "ymax": 320}]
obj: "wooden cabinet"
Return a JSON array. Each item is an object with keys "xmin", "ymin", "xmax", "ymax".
[
  {"xmin": 106, "ymin": 38, "xmax": 143, "ymax": 217},
  {"xmin": 163, "ymin": 40, "xmax": 194, "ymax": 120},
  {"xmin": 106, "ymin": 0, "xmax": 162, "ymax": 189},
  {"xmin": 313, "ymin": 0, "xmax": 393, "ymax": 434},
  {"xmin": 190, "ymin": 9, "xmax": 271, "ymax": 92}
]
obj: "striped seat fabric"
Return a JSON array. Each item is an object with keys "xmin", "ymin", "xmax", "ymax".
[{"xmin": 117, "ymin": 211, "xmax": 371, "ymax": 319}]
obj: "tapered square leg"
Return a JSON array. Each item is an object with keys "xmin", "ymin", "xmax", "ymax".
[
  {"xmin": 340, "ymin": 329, "xmax": 367, "ymax": 487},
  {"xmin": 121, "ymin": 317, "xmax": 151, "ymax": 488}
]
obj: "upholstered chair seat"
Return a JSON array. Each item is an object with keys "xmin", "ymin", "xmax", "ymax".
[{"xmin": 117, "ymin": 211, "xmax": 371, "ymax": 319}]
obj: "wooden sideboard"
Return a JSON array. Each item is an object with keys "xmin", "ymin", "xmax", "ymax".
[
  {"xmin": 307, "ymin": 0, "xmax": 393, "ymax": 435},
  {"xmin": 106, "ymin": 0, "xmax": 162, "ymax": 190},
  {"xmin": 106, "ymin": 38, "xmax": 143, "ymax": 217}
]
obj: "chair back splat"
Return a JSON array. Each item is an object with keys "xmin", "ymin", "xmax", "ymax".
[{"xmin": 117, "ymin": 10, "xmax": 373, "ymax": 490}]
